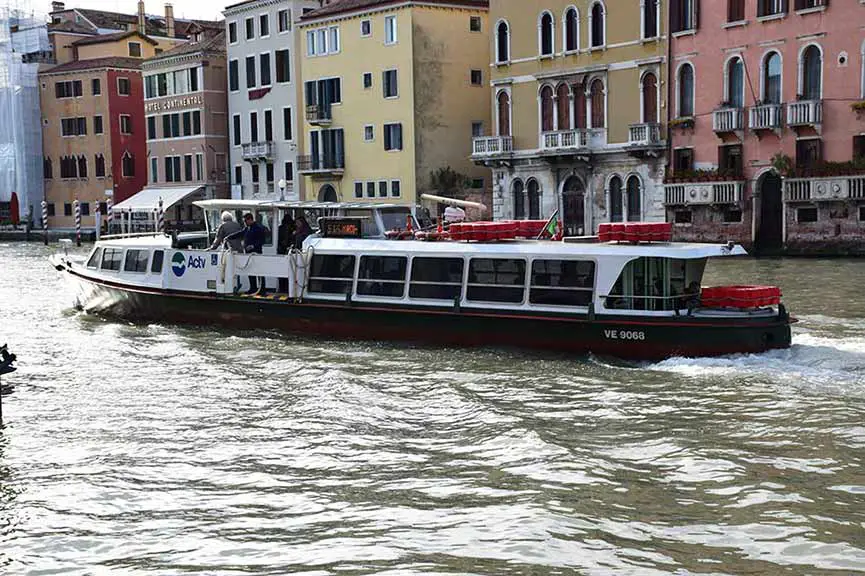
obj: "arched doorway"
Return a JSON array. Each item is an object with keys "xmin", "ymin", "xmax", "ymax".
[
  {"xmin": 512, "ymin": 179, "xmax": 525, "ymax": 219},
  {"xmin": 756, "ymin": 172, "xmax": 783, "ymax": 254},
  {"xmin": 527, "ymin": 179, "xmax": 541, "ymax": 220},
  {"xmin": 318, "ymin": 184, "xmax": 338, "ymax": 202},
  {"xmin": 561, "ymin": 176, "xmax": 585, "ymax": 236}
]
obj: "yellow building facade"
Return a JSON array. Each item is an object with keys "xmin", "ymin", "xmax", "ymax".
[
  {"xmin": 297, "ymin": 0, "xmax": 490, "ymax": 208},
  {"xmin": 474, "ymin": 0, "xmax": 667, "ymax": 235}
]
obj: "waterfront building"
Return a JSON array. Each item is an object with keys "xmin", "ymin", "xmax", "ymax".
[
  {"xmin": 296, "ymin": 0, "xmax": 491, "ymax": 207},
  {"xmin": 48, "ymin": 1, "xmax": 196, "ymax": 66},
  {"xmin": 0, "ymin": 6, "xmax": 48, "ymax": 226},
  {"xmin": 472, "ymin": 0, "xmax": 667, "ymax": 235},
  {"xmin": 40, "ymin": 50, "xmax": 147, "ymax": 230},
  {"xmin": 665, "ymin": 0, "xmax": 865, "ymax": 254},
  {"xmin": 224, "ymin": 0, "xmax": 321, "ymax": 202},
  {"xmin": 127, "ymin": 25, "xmax": 229, "ymax": 229}
]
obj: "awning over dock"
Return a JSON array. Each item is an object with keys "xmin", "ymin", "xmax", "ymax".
[{"xmin": 113, "ymin": 186, "xmax": 205, "ymax": 212}]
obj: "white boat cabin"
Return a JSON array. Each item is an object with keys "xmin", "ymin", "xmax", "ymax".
[{"xmin": 67, "ymin": 200, "xmax": 767, "ymax": 319}]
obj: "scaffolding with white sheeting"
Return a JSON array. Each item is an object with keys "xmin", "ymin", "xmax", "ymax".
[{"xmin": 0, "ymin": 4, "xmax": 46, "ymax": 225}]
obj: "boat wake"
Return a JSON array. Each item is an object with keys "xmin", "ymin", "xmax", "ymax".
[{"xmin": 650, "ymin": 331, "xmax": 865, "ymax": 396}]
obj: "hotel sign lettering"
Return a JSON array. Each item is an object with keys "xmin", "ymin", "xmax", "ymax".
[{"xmin": 144, "ymin": 95, "xmax": 204, "ymax": 113}]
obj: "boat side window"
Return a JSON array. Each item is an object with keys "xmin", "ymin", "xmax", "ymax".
[
  {"xmin": 101, "ymin": 248, "xmax": 123, "ymax": 271},
  {"xmin": 308, "ymin": 254, "xmax": 356, "ymax": 294},
  {"xmin": 123, "ymin": 249, "xmax": 149, "ymax": 273},
  {"xmin": 605, "ymin": 257, "xmax": 707, "ymax": 311},
  {"xmin": 409, "ymin": 257, "xmax": 464, "ymax": 300},
  {"xmin": 86, "ymin": 247, "xmax": 103, "ymax": 269},
  {"xmin": 357, "ymin": 255, "xmax": 407, "ymax": 298},
  {"xmin": 467, "ymin": 258, "xmax": 526, "ymax": 304},
  {"xmin": 151, "ymin": 250, "xmax": 164, "ymax": 274},
  {"xmin": 530, "ymin": 260, "xmax": 595, "ymax": 307}
]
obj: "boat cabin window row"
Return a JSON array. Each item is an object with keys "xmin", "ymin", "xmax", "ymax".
[
  {"xmin": 87, "ymin": 247, "xmax": 164, "ymax": 275},
  {"xmin": 307, "ymin": 254, "xmax": 597, "ymax": 308}
]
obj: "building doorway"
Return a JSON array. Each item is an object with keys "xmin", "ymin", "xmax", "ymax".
[
  {"xmin": 756, "ymin": 172, "xmax": 783, "ymax": 254},
  {"xmin": 561, "ymin": 176, "xmax": 585, "ymax": 236},
  {"xmin": 318, "ymin": 184, "xmax": 338, "ymax": 202}
]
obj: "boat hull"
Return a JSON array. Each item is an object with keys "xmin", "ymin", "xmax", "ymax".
[{"xmin": 59, "ymin": 266, "xmax": 793, "ymax": 361}]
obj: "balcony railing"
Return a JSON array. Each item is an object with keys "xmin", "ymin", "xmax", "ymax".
[
  {"xmin": 712, "ymin": 107, "xmax": 744, "ymax": 133},
  {"xmin": 785, "ymin": 175, "xmax": 865, "ymax": 202},
  {"xmin": 306, "ymin": 104, "xmax": 332, "ymax": 126},
  {"xmin": 472, "ymin": 135, "xmax": 513, "ymax": 157},
  {"xmin": 241, "ymin": 141, "xmax": 275, "ymax": 161},
  {"xmin": 664, "ymin": 181, "xmax": 744, "ymax": 205},
  {"xmin": 540, "ymin": 129, "xmax": 589, "ymax": 152},
  {"xmin": 628, "ymin": 123, "xmax": 662, "ymax": 146},
  {"xmin": 749, "ymin": 103, "xmax": 783, "ymax": 130},
  {"xmin": 297, "ymin": 154, "xmax": 345, "ymax": 177},
  {"xmin": 787, "ymin": 100, "xmax": 822, "ymax": 127}
]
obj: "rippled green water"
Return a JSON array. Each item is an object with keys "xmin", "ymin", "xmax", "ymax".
[{"xmin": 1, "ymin": 243, "xmax": 864, "ymax": 575}]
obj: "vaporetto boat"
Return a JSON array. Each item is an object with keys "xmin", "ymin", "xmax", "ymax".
[{"xmin": 49, "ymin": 200, "xmax": 794, "ymax": 361}]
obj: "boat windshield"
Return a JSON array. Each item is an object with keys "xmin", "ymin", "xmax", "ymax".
[
  {"xmin": 380, "ymin": 208, "xmax": 417, "ymax": 232},
  {"xmin": 604, "ymin": 257, "xmax": 707, "ymax": 311}
]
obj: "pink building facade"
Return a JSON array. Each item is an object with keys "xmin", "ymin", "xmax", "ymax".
[{"xmin": 665, "ymin": 0, "xmax": 865, "ymax": 254}]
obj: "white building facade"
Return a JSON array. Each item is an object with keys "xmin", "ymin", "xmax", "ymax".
[{"xmin": 224, "ymin": 0, "xmax": 320, "ymax": 201}]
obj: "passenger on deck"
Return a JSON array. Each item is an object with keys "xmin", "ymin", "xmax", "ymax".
[
  {"xmin": 242, "ymin": 213, "xmax": 267, "ymax": 295},
  {"xmin": 210, "ymin": 211, "xmax": 243, "ymax": 251},
  {"xmin": 293, "ymin": 217, "xmax": 312, "ymax": 249},
  {"xmin": 277, "ymin": 216, "xmax": 296, "ymax": 293},
  {"xmin": 686, "ymin": 281, "xmax": 702, "ymax": 309}
]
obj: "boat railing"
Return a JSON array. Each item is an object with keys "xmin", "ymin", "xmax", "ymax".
[
  {"xmin": 100, "ymin": 232, "xmax": 167, "ymax": 241},
  {"xmin": 602, "ymin": 291, "xmax": 701, "ymax": 312}
]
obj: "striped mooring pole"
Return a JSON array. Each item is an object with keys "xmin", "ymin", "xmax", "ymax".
[
  {"xmin": 106, "ymin": 197, "xmax": 113, "ymax": 235},
  {"xmin": 157, "ymin": 197, "xmax": 164, "ymax": 234},
  {"xmin": 41, "ymin": 200, "xmax": 48, "ymax": 245},
  {"xmin": 74, "ymin": 198, "xmax": 81, "ymax": 247}
]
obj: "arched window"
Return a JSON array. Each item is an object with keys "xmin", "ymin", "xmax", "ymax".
[
  {"xmin": 573, "ymin": 79, "xmax": 586, "ymax": 129},
  {"xmin": 642, "ymin": 72, "xmax": 657, "ymax": 123},
  {"xmin": 540, "ymin": 85, "xmax": 554, "ymax": 132},
  {"xmin": 497, "ymin": 91, "xmax": 511, "ymax": 136},
  {"xmin": 527, "ymin": 179, "xmax": 541, "ymax": 220},
  {"xmin": 513, "ymin": 179, "xmax": 525, "ymax": 219},
  {"xmin": 77, "ymin": 155, "xmax": 88, "ymax": 178},
  {"xmin": 678, "ymin": 63, "xmax": 694, "ymax": 117},
  {"xmin": 496, "ymin": 20, "xmax": 509, "ymax": 63},
  {"xmin": 590, "ymin": 2, "xmax": 604, "ymax": 48},
  {"xmin": 626, "ymin": 176, "xmax": 641, "ymax": 222},
  {"xmin": 801, "ymin": 45, "xmax": 822, "ymax": 100},
  {"xmin": 609, "ymin": 176, "xmax": 623, "ymax": 222},
  {"xmin": 564, "ymin": 7, "xmax": 578, "ymax": 52},
  {"xmin": 763, "ymin": 52, "xmax": 782, "ymax": 104},
  {"xmin": 539, "ymin": 12, "xmax": 554, "ymax": 57},
  {"xmin": 727, "ymin": 56, "xmax": 744, "ymax": 108},
  {"xmin": 590, "ymin": 78, "xmax": 605, "ymax": 128},
  {"xmin": 43, "ymin": 157, "xmax": 52, "ymax": 179},
  {"xmin": 121, "ymin": 151, "xmax": 135, "ymax": 178},
  {"xmin": 556, "ymin": 84, "xmax": 570, "ymax": 130}
]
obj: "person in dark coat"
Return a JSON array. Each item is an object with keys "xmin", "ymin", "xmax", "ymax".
[
  {"xmin": 277, "ymin": 215, "xmax": 296, "ymax": 293},
  {"xmin": 293, "ymin": 217, "xmax": 312, "ymax": 250},
  {"xmin": 241, "ymin": 213, "xmax": 267, "ymax": 294}
]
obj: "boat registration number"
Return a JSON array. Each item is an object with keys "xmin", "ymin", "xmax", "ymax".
[{"xmin": 604, "ymin": 329, "xmax": 646, "ymax": 341}]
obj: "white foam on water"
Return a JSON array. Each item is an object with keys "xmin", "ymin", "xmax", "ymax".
[{"xmin": 649, "ymin": 332, "xmax": 865, "ymax": 396}]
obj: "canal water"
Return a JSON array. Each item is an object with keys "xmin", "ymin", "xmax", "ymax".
[{"xmin": 1, "ymin": 242, "xmax": 864, "ymax": 575}]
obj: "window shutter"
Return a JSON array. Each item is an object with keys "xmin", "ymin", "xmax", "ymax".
[
  {"xmin": 384, "ymin": 126, "xmax": 392, "ymax": 150},
  {"xmin": 693, "ymin": 0, "xmax": 700, "ymax": 30},
  {"xmin": 671, "ymin": 0, "xmax": 681, "ymax": 33}
]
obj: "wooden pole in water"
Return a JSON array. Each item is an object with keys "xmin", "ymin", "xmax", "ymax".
[
  {"xmin": 74, "ymin": 198, "xmax": 81, "ymax": 247},
  {"xmin": 42, "ymin": 200, "xmax": 48, "ymax": 245}
]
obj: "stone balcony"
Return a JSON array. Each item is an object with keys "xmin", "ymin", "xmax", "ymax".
[
  {"xmin": 784, "ymin": 174, "xmax": 865, "ymax": 202},
  {"xmin": 241, "ymin": 141, "xmax": 275, "ymax": 162},
  {"xmin": 749, "ymin": 103, "xmax": 783, "ymax": 132},
  {"xmin": 471, "ymin": 135, "xmax": 513, "ymax": 159},
  {"xmin": 712, "ymin": 107, "xmax": 745, "ymax": 134},
  {"xmin": 305, "ymin": 104, "xmax": 332, "ymax": 126},
  {"xmin": 540, "ymin": 129, "xmax": 590, "ymax": 152},
  {"xmin": 628, "ymin": 122, "xmax": 663, "ymax": 146},
  {"xmin": 787, "ymin": 100, "xmax": 822, "ymax": 131},
  {"xmin": 664, "ymin": 181, "xmax": 744, "ymax": 206}
]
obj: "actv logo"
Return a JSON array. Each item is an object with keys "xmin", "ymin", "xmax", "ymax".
[{"xmin": 171, "ymin": 252, "xmax": 186, "ymax": 277}]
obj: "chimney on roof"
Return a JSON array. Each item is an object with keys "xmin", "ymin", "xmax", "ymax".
[
  {"xmin": 137, "ymin": 0, "xmax": 146, "ymax": 35},
  {"xmin": 51, "ymin": 1, "xmax": 65, "ymax": 12},
  {"xmin": 164, "ymin": 3, "xmax": 175, "ymax": 38}
]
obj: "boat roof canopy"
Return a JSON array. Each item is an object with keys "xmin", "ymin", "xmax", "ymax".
[
  {"xmin": 115, "ymin": 186, "xmax": 205, "ymax": 212},
  {"xmin": 307, "ymin": 237, "xmax": 748, "ymax": 259},
  {"xmin": 193, "ymin": 199, "xmax": 412, "ymax": 211}
]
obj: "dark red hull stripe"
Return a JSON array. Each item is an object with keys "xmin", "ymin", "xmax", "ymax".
[{"xmin": 62, "ymin": 269, "xmax": 794, "ymax": 361}]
